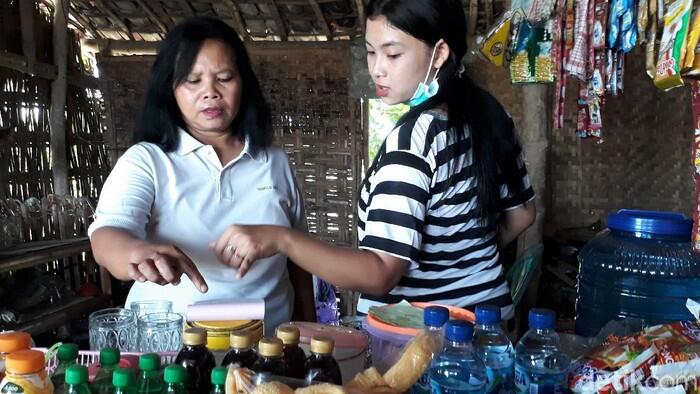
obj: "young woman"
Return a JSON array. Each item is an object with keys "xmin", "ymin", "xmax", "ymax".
[{"xmin": 212, "ymin": 0, "xmax": 536, "ymax": 319}]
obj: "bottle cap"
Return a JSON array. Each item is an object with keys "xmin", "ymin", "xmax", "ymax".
[
  {"xmin": 424, "ymin": 306, "xmax": 450, "ymax": 327},
  {"xmin": 257, "ymin": 337, "xmax": 283, "ymax": 358},
  {"xmin": 475, "ymin": 305, "xmax": 502, "ymax": 325},
  {"xmin": 444, "ymin": 320, "xmax": 474, "ymax": 342},
  {"xmin": 138, "ymin": 353, "xmax": 160, "ymax": 371},
  {"xmin": 310, "ymin": 336, "xmax": 335, "ymax": 355},
  {"xmin": 276, "ymin": 326, "xmax": 300, "ymax": 345},
  {"xmin": 65, "ymin": 365, "xmax": 88, "ymax": 385},
  {"xmin": 183, "ymin": 328, "xmax": 207, "ymax": 346}
]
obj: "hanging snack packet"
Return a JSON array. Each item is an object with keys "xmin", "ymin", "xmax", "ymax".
[{"xmin": 654, "ymin": 0, "xmax": 693, "ymax": 90}]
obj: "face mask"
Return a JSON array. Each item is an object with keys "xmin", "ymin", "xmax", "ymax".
[{"xmin": 407, "ymin": 45, "xmax": 441, "ymax": 107}]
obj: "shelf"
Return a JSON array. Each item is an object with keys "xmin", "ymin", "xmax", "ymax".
[
  {"xmin": 12, "ymin": 295, "xmax": 111, "ymax": 336},
  {"xmin": 0, "ymin": 238, "xmax": 91, "ymax": 273}
]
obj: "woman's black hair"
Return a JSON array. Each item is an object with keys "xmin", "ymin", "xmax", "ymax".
[
  {"xmin": 367, "ymin": 0, "xmax": 527, "ymax": 221},
  {"xmin": 134, "ymin": 16, "xmax": 272, "ymax": 152}
]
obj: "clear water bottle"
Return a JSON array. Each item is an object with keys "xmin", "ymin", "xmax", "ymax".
[
  {"xmin": 412, "ymin": 306, "xmax": 450, "ymax": 394},
  {"xmin": 429, "ymin": 320, "xmax": 487, "ymax": 393},
  {"xmin": 514, "ymin": 308, "xmax": 570, "ymax": 393},
  {"xmin": 474, "ymin": 304, "xmax": 514, "ymax": 394}
]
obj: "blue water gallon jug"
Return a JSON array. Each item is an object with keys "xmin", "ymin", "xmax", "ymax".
[{"xmin": 575, "ymin": 209, "xmax": 700, "ymax": 337}]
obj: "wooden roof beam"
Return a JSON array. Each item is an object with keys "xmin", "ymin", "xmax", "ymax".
[
  {"xmin": 176, "ymin": 0, "xmax": 195, "ymax": 17},
  {"xmin": 68, "ymin": 5, "xmax": 101, "ymax": 38},
  {"xmin": 222, "ymin": 0, "xmax": 251, "ymax": 40},
  {"xmin": 134, "ymin": 0, "xmax": 168, "ymax": 34},
  {"xmin": 94, "ymin": 0, "xmax": 134, "ymax": 39},
  {"xmin": 355, "ymin": 0, "xmax": 365, "ymax": 31},
  {"xmin": 267, "ymin": 0, "xmax": 288, "ymax": 40},
  {"xmin": 309, "ymin": 0, "xmax": 332, "ymax": 40}
]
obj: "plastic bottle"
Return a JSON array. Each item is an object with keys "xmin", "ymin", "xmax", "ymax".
[
  {"xmin": 112, "ymin": 368, "xmax": 135, "ymax": 394},
  {"xmin": 276, "ymin": 326, "xmax": 307, "ymax": 379},
  {"xmin": 251, "ymin": 338, "xmax": 288, "ymax": 377},
  {"xmin": 514, "ymin": 308, "xmax": 570, "ymax": 393},
  {"xmin": 221, "ymin": 330, "xmax": 257, "ymax": 369},
  {"xmin": 161, "ymin": 365, "xmax": 187, "ymax": 394},
  {"xmin": 175, "ymin": 328, "xmax": 215, "ymax": 394},
  {"xmin": 304, "ymin": 336, "xmax": 342, "ymax": 385},
  {"xmin": 0, "ymin": 332, "xmax": 32, "ymax": 381},
  {"xmin": 92, "ymin": 348, "xmax": 120, "ymax": 394},
  {"xmin": 412, "ymin": 306, "xmax": 450, "ymax": 394},
  {"xmin": 210, "ymin": 367, "xmax": 227, "ymax": 394},
  {"xmin": 0, "ymin": 349, "xmax": 53, "ymax": 394},
  {"xmin": 473, "ymin": 305, "xmax": 515, "ymax": 394},
  {"xmin": 60, "ymin": 365, "xmax": 91, "ymax": 394},
  {"xmin": 135, "ymin": 354, "xmax": 163, "ymax": 394},
  {"xmin": 429, "ymin": 320, "xmax": 487, "ymax": 393},
  {"xmin": 50, "ymin": 343, "xmax": 79, "ymax": 392}
]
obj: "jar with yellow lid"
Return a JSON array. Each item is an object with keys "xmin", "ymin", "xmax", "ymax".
[
  {"xmin": 276, "ymin": 326, "xmax": 307, "ymax": 379},
  {"xmin": 222, "ymin": 330, "xmax": 258, "ymax": 369},
  {"xmin": 188, "ymin": 320, "xmax": 263, "ymax": 352},
  {"xmin": 251, "ymin": 337, "xmax": 288, "ymax": 377},
  {"xmin": 305, "ymin": 336, "xmax": 342, "ymax": 385},
  {"xmin": 175, "ymin": 328, "xmax": 215, "ymax": 394},
  {"xmin": 0, "ymin": 350, "xmax": 53, "ymax": 394}
]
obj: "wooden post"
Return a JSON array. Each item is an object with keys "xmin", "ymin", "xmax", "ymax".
[
  {"xmin": 19, "ymin": 0, "xmax": 36, "ymax": 75},
  {"xmin": 517, "ymin": 84, "xmax": 549, "ymax": 332},
  {"xmin": 50, "ymin": 0, "xmax": 70, "ymax": 196}
]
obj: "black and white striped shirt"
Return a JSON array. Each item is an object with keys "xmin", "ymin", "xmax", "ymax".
[{"xmin": 357, "ymin": 110, "xmax": 535, "ymax": 320}]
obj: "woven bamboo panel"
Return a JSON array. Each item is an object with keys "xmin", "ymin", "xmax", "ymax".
[{"xmin": 99, "ymin": 43, "xmax": 364, "ymax": 247}]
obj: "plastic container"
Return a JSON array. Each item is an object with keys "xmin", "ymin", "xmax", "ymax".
[
  {"xmin": 429, "ymin": 320, "xmax": 487, "ymax": 392},
  {"xmin": 92, "ymin": 347, "xmax": 119, "ymax": 394},
  {"xmin": 280, "ymin": 322, "xmax": 367, "ymax": 384},
  {"xmin": 162, "ymin": 365, "xmax": 188, "ymax": 394},
  {"xmin": 0, "ymin": 350, "xmax": 53, "ymax": 394},
  {"xmin": 576, "ymin": 210, "xmax": 700, "ymax": 336},
  {"xmin": 63, "ymin": 365, "xmax": 91, "ymax": 394},
  {"xmin": 0, "ymin": 332, "xmax": 32, "ymax": 380},
  {"xmin": 412, "ymin": 306, "xmax": 450, "ymax": 394},
  {"xmin": 112, "ymin": 368, "xmax": 135, "ymax": 394},
  {"xmin": 188, "ymin": 320, "xmax": 263, "ymax": 352},
  {"xmin": 363, "ymin": 302, "xmax": 474, "ymax": 374},
  {"xmin": 474, "ymin": 304, "xmax": 514, "ymax": 393},
  {"xmin": 210, "ymin": 367, "xmax": 227, "ymax": 394},
  {"xmin": 136, "ymin": 353, "xmax": 165, "ymax": 394},
  {"xmin": 514, "ymin": 309, "xmax": 569, "ymax": 393}
]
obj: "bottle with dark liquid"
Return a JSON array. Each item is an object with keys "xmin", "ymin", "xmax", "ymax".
[
  {"xmin": 276, "ymin": 326, "xmax": 307, "ymax": 379},
  {"xmin": 305, "ymin": 336, "xmax": 342, "ymax": 385},
  {"xmin": 251, "ymin": 337, "xmax": 288, "ymax": 377},
  {"xmin": 175, "ymin": 328, "xmax": 216, "ymax": 394},
  {"xmin": 221, "ymin": 330, "xmax": 258, "ymax": 369}
]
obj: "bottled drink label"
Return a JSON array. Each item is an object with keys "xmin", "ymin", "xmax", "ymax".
[
  {"xmin": 485, "ymin": 363, "xmax": 514, "ymax": 393},
  {"xmin": 514, "ymin": 365, "xmax": 567, "ymax": 393}
]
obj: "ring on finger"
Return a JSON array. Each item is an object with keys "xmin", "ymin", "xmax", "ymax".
[{"xmin": 225, "ymin": 243, "xmax": 234, "ymax": 256}]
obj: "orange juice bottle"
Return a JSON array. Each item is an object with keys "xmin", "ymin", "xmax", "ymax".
[
  {"xmin": 0, "ymin": 350, "xmax": 53, "ymax": 394},
  {"xmin": 0, "ymin": 332, "xmax": 32, "ymax": 381}
]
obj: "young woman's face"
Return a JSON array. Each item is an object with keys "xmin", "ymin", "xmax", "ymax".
[
  {"xmin": 365, "ymin": 16, "xmax": 434, "ymax": 105},
  {"xmin": 174, "ymin": 39, "xmax": 242, "ymax": 138}
]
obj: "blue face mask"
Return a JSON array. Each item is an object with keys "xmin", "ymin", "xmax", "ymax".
[{"xmin": 407, "ymin": 45, "xmax": 440, "ymax": 107}]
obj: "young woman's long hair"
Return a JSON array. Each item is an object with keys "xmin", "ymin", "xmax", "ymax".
[
  {"xmin": 367, "ymin": 0, "xmax": 527, "ymax": 221},
  {"xmin": 135, "ymin": 16, "xmax": 272, "ymax": 152}
]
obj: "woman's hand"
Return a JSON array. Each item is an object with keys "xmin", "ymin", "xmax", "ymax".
[
  {"xmin": 128, "ymin": 243, "xmax": 209, "ymax": 293},
  {"xmin": 210, "ymin": 225, "xmax": 285, "ymax": 278}
]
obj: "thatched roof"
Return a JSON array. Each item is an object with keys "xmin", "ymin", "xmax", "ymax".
[{"xmin": 63, "ymin": 0, "xmax": 365, "ymax": 42}]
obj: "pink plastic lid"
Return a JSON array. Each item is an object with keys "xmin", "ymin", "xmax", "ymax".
[{"xmin": 280, "ymin": 322, "xmax": 368, "ymax": 350}]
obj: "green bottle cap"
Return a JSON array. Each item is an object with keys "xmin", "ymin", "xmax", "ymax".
[
  {"xmin": 164, "ymin": 365, "xmax": 187, "ymax": 384},
  {"xmin": 112, "ymin": 368, "xmax": 135, "ymax": 388},
  {"xmin": 138, "ymin": 353, "xmax": 160, "ymax": 371},
  {"xmin": 211, "ymin": 367, "xmax": 227, "ymax": 386},
  {"xmin": 56, "ymin": 343, "xmax": 79, "ymax": 361},
  {"xmin": 100, "ymin": 347, "xmax": 120, "ymax": 366},
  {"xmin": 65, "ymin": 365, "xmax": 88, "ymax": 385}
]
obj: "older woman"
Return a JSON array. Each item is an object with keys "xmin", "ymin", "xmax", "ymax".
[{"xmin": 88, "ymin": 16, "xmax": 315, "ymax": 331}]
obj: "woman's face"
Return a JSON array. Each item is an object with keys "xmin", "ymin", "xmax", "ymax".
[
  {"xmin": 174, "ymin": 39, "xmax": 242, "ymax": 138},
  {"xmin": 365, "ymin": 16, "xmax": 434, "ymax": 105}
]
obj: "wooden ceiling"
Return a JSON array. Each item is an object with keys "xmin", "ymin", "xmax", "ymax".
[{"xmin": 64, "ymin": 0, "xmax": 364, "ymax": 42}]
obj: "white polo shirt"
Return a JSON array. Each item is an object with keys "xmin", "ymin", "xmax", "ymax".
[{"xmin": 88, "ymin": 129, "xmax": 307, "ymax": 334}]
